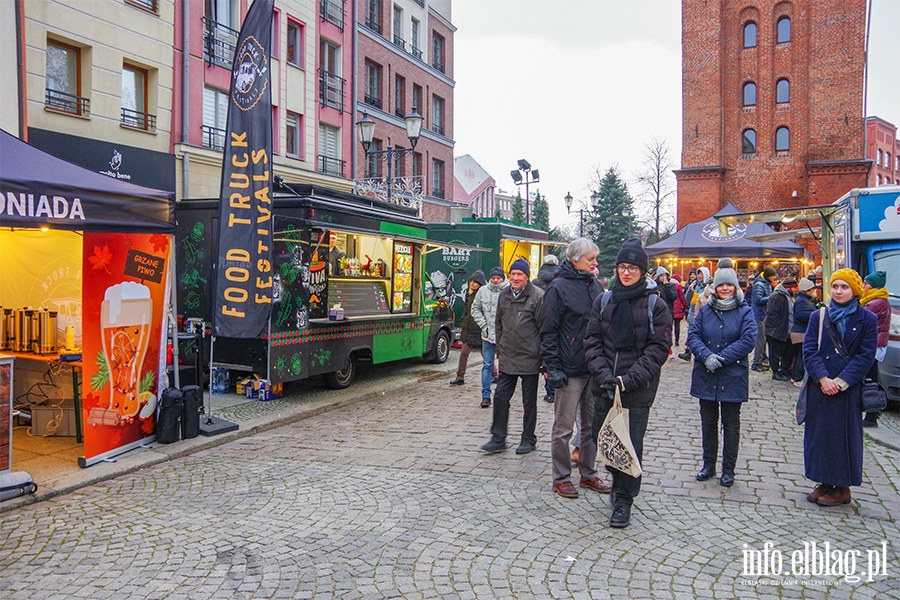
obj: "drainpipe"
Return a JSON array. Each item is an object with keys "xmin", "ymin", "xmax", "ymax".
[
  {"xmin": 181, "ymin": 0, "xmax": 191, "ymax": 201},
  {"xmin": 862, "ymin": 0, "xmax": 872, "ymax": 165},
  {"xmin": 351, "ymin": 0, "xmax": 358, "ymax": 179},
  {"xmin": 15, "ymin": 0, "xmax": 27, "ymax": 139}
]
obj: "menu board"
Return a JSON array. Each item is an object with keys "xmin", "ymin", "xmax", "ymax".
[
  {"xmin": 392, "ymin": 243, "xmax": 413, "ymax": 313},
  {"xmin": 328, "ymin": 280, "xmax": 390, "ymax": 316}
]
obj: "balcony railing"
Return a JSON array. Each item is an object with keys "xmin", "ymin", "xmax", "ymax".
[
  {"xmin": 202, "ymin": 125, "xmax": 226, "ymax": 151},
  {"xmin": 126, "ymin": 0, "xmax": 159, "ymax": 12},
  {"xmin": 394, "ymin": 106, "xmax": 405, "ymax": 119},
  {"xmin": 203, "ymin": 17, "xmax": 238, "ymax": 69},
  {"xmin": 320, "ymin": 0, "xmax": 344, "ymax": 29},
  {"xmin": 363, "ymin": 94, "xmax": 382, "ymax": 109},
  {"xmin": 318, "ymin": 155, "xmax": 346, "ymax": 178},
  {"xmin": 393, "ymin": 34, "xmax": 406, "ymax": 51},
  {"xmin": 431, "ymin": 187, "xmax": 445, "ymax": 199},
  {"xmin": 364, "ymin": 18, "xmax": 381, "ymax": 34},
  {"xmin": 121, "ymin": 107, "xmax": 157, "ymax": 131},
  {"xmin": 432, "ymin": 57, "xmax": 445, "ymax": 73},
  {"xmin": 431, "ymin": 123, "xmax": 444, "ymax": 136},
  {"xmin": 411, "ymin": 46, "xmax": 423, "ymax": 60},
  {"xmin": 318, "ymin": 69, "xmax": 345, "ymax": 112},
  {"xmin": 412, "ymin": 0, "xmax": 424, "ymax": 6},
  {"xmin": 45, "ymin": 88, "xmax": 90, "ymax": 116}
]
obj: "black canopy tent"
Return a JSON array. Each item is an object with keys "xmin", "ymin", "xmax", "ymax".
[
  {"xmin": 0, "ymin": 129, "xmax": 174, "ymax": 232},
  {"xmin": 646, "ymin": 203, "xmax": 806, "ymax": 259}
]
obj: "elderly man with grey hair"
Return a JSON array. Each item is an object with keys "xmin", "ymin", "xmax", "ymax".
[{"xmin": 539, "ymin": 237, "xmax": 610, "ymax": 498}]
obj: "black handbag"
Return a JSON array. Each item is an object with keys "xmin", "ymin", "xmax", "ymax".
[
  {"xmin": 796, "ymin": 308, "xmax": 825, "ymax": 425},
  {"xmin": 862, "ymin": 380, "xmax": 888, "ymax": 413}
]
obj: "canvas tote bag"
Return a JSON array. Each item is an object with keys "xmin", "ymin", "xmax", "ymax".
[{"xmin": 597, "ymin": 384, "xmax": 642, "ymax": 477}]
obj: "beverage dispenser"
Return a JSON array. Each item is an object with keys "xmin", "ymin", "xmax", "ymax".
[
  {"xmin": 0, "ymin": 308, "xmax": 11, "ymax": 350},
  {"xmin": 14, "ymin": 308, "xmax": 34, "ymax": 352},
  {"xmin": 34, "ymin": 309, "xmax": 59, "ymax": 355}
]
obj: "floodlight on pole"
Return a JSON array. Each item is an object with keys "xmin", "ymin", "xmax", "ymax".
[{"xmin": 510, "ymin": 158, "xmax": 539, "ymax": 225}]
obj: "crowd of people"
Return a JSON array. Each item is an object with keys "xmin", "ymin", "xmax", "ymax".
[{"xmin": 449, "ymin": 238, "xmax": 889, "ymax": 528}]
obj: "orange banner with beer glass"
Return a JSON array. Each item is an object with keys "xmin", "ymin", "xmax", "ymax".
[{"xmin": 80, "ymin": 232, "xmax": 170, "ymax": 460}]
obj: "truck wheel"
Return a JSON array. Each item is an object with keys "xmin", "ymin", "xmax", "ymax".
[
  {"xmin": 428, "ymin": 330, "xmax": 451, "ymax": 364},
  {"xmin": 324, "ymin": 355, "xmax": 356, "ymax": 389}
]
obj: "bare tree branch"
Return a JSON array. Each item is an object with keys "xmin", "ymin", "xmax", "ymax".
[{"xmin": 634, "ymin": 138, "xmax": 676, "ymax": 242}]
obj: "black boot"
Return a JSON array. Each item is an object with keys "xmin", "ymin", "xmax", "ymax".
[{"xmin": 677, "ymin": 348, "xmax": 692, "ymax": 361}]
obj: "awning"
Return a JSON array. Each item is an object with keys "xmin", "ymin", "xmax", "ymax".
[
  {"xmin": 646, "ymin": 203, "xmax": 806, "ymax": 259},
  {"xmin": 0, "ymin": 129, "xmax": 175, "ymax": 233}
]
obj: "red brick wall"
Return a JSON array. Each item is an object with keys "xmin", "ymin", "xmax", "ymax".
[
  {"xmin": 867, "ymin": 118, "xmax": 900, "ymax": 186},
  {"xmin": 678, "ymin": 0, "xmax": 869, "ymax": 228}
]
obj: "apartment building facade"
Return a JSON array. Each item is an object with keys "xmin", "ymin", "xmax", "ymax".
[
  {"xmin": 11, "ymin": 0, "xmax": 177, "ymax": 193},
  {"xmin": 866, "ymin": 116, "xmax": 900, "ymax": 187},
  {"xmin": 356, "ymin": 0, "xmax": 456, "ymax": 221},
  {"xmin": 676, "ymin": 0, "xmax": 871, "ymax": 227},
  {"xmin": 5, "ymin": 0, "xmax": 455, "ymax": 220}
]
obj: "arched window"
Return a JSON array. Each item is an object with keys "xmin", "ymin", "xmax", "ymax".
[
  {"xmin": 775, "ymin": 127, "xmax": 790, "ymax": 151},
  {"xmin": 777, "ymin": 17, "xmax": 791, "ymax": 43},
  {"xmin": 743, "ymin": 82, "xmax": 757, "ymax": 106},
  {"xmin": 744, "ymin": 22, "xmax": 757, "ymax": 48},
  {"xmin": 776, "ymin": 79, "xmax": 790, "ymax": 103},
  {"xmin": 743, "ymin": 129, "xmax": 757, "ymax": 153},
  {"xmin": 877, "ymin": 149, "xmax": 883, "ymax": 166}
]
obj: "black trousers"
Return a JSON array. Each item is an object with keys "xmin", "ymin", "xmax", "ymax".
[
  {"xmin": 790, "ymin": 342, "xmax": 805, "ymax": 381},
  {"xmin": 489, "ymin": 372, "xmax": 539, "ymax": 445},
  {"xmin": 592, "ymin": 395, "xmax": 650, "ymax": 507},
  {"xmin": 699, "ymin": 400, "xmax": 742, "ymax": 475},
  {"xmin": 766, "ymin": 336, "xmax": 794, "ymax": 376}
]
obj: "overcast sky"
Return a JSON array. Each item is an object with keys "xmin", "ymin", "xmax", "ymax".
[{"xmin": 452, "ymin": 0, "xmax": 900, "ymax": 231}]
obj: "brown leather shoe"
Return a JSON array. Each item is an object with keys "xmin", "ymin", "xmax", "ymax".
[
  {"xmin": 817, "ymin": 486, "xmax": 851, "ymax": 507},
  {"xmin": 806, "ymin": 483, "xmax": 833, "ymax": 503},
  {"xmin": 579, "ymin": 476, "xmax": 612, "ymax": 494},
  {"xmin": 552, "ymin": 481, "xmax": 579, "ymax": 499},
  {"xmin": 570, "ymin": 447, "xmax": 579, "ymax": 463}
]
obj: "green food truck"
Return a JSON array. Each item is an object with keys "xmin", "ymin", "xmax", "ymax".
[
  {"xmin": 425, "ymin": 218, "xmax": 561, "ymax": 325},
  {"xmin": 176, "ymin": 184, "xmax": 461, "ymax": 389}
]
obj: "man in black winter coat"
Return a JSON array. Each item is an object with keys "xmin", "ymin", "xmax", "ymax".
[
  {"xmin": 585, "ymin": 238, "xmax": 671, "ymax": 529},
  {"xmin": 540, "ymin": 238, "xmax": 610, "ymax": 500},
  {"xmin": 533, "ymin": 255, "xmax": 560, "ymax": 291}
]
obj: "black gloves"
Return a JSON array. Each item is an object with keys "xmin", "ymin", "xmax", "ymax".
[{"xmin": 547, "ymin": 371, "xmax": 569, "ymax": 389}]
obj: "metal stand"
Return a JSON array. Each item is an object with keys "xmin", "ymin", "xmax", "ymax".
[{"xmin": 199, "ymin": 334, "xmax": 238, "ymax": 436}]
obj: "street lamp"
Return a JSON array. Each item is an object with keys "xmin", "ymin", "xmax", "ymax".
[
  {"xmin": 510, "ymin": 158, "xmax": 539, "ymax": 224},
  {"xmin": 565, "ymin": 190, "xmax": 601, "ymax": 236},
  {"xmin": 356, "ymin": 109, "xmax": 423, "ymax": 205}
]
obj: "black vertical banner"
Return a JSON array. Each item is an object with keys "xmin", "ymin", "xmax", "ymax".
[{"xmin": 213, "ymin": 0, "xmax": 275, "ymax": 338}]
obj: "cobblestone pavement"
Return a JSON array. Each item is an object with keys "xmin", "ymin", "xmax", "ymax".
[{"xmin": 1, "ymin": 351, "xmax": 898, "ymax": 599}]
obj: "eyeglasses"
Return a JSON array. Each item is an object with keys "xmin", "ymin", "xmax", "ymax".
[{"xmin": 617, "ymin": 265, "xmax": 641, "ymax": 274}]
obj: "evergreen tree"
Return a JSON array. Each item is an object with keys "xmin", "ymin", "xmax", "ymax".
[
  {"xmin": 495, "ymin": 205, "xmax": 502, "ymax": 219},
  {"xmin": 512, "ymin": 191, "xmax": 525, "ymax": 223},
  {"xmin": 587, "ymin": 167, "xmax": 637, "ymax": 278},
  {"xmin": 531, "ymin": 191, "xmax": 550, "ymax": 231}
]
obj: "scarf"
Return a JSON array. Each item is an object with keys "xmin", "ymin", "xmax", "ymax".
[
  {"xmin": 709, "ymin": 295, "xmax": 740, "ymax": 312},
  {"xmin": 860, "ymin": 287, "xmax": 889, "ymax": 306},
  {"xmin": 828, "ymin": 297, "xmax": 859, "ymax": 337},
  {"xmin": 610, "ymin": 277, "xmax": 649, "ymax": 349}
]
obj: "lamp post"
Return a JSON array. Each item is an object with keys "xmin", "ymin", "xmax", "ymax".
[
  {"xmin": 565, "ymin": 190, "xmax": 601, "ymax": 236},
  {"xmin": 510, "ymin": 159, "xmax": 539, "ymax": 224},
  {"xmin": 356, "ymin": 109, "xmax": 423, "ymax": 205}
]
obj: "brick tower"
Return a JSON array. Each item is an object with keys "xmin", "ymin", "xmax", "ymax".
[{"xmin": 675, "ymin": 0, "xmax": 871, "ymax": 228}]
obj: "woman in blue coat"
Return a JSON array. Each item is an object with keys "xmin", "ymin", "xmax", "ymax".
[
  {"xmin": 803, "ymin": 269, "xmax": 877, "ymax": 507},
  {"xmin": 687, "ymin": 259, "xmax": 757, "ymax": 487}
]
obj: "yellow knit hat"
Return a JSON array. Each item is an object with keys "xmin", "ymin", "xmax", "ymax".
[{"xmin": 830, "ymin": 268, "xmax": 864, "ymax": 297}]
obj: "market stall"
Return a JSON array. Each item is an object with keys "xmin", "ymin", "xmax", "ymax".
[
  {"xmin": 646, "ymin": 203, "xmax": 810, "ymax": 282},
  {"xmin": 0, "ymin": 129, "xmax": 175, "ymax": 468}
]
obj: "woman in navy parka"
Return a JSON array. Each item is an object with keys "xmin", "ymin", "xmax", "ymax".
[{"xmin": 687, "ymin": 258, "xmax": 757, "ymax": 487}]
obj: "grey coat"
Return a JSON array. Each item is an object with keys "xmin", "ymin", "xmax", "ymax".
[
  {"xmin": 496, "ymin": 280, "xmax": 544, "ymax": 374},
  {"xmin": 470, "ymin": 279, "xmax": 508, "ymax": 344}
]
